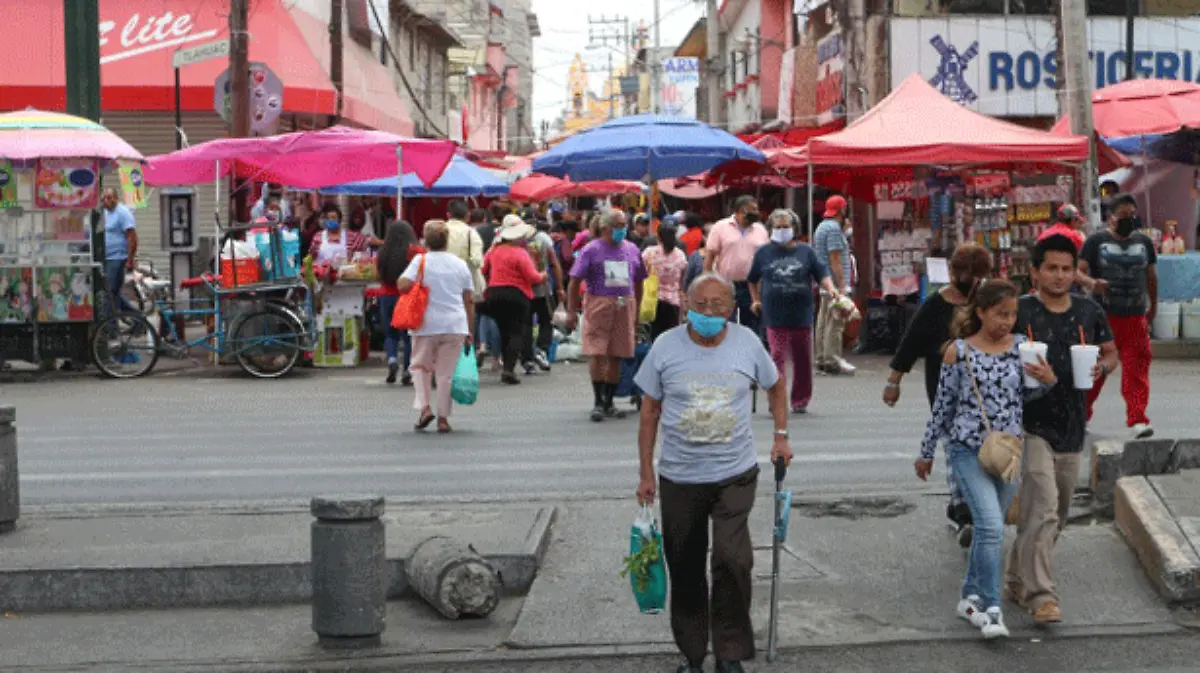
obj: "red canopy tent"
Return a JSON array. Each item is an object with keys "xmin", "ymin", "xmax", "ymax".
[
  {"xmin": 1049, "ymin": 79, "xmax": 1200, "ymax": 139},
  {"xmin": 509, "ymin": 174, "xmax": 644, "ymax": 202}
]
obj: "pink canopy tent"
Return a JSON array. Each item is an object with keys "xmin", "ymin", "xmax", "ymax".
[
  {"xmin": 143, "ymin": 126, "xmax": 457, "ymax": 189},
  {"xmin": 1049, "ymin": 79, "xmax": 1200, "ymax": 139},
  {"xmin": 508, "ymin": 174, "xmax": 644, "ymax": 202}
]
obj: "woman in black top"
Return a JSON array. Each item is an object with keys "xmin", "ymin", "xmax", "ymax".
[{"xmin": 883, "ymin": 243, "xmax": 992, "ymax": 541}]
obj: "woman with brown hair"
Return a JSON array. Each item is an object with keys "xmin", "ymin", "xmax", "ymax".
[{"xmin": 883, "ymin": 243, "xmax": 993, "ymax": 545}]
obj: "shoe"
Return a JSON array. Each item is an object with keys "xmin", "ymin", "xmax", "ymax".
[
  {"xmin": 791, "ymin": 405, "xmax": 808, "ymax": 414},
  {"xmin": 604, "ymin": 405, "xmax": 628, "ymax": 419},
  {"xmin": 501, "ymin": 372, "xmax": 521, "ymax": 385},
  {"xmin": 523, "ymin": 362, "xmax": 537, "ymax": 376},
  {"xmin": 401, "ymin": 371, "xmax": 413, "ymax": 386},
  {"xmin": 1132, "ymin": 423, "xmax": 1154, "ymax": 439},
  {"xmin": 534, "ymin": 350, "xmax": 552, "ymax": 371},
  {"xmin": 956, "ymin": 595, "xmax": 989, "ymax": 628},
  {"xmin": 386, "ymin": 361, "xmax": 399, "ymax": 385},
  {"xmin": 590, "ymin": 407, "xmax": 606, "ymax": 422},
  {"xmin": 981, "ymin": 607, "xmax": 1009, "ymax": 639},
  {"xmin": 1032, "ymin": 601, "xmax": 1063, "ymax": 624},
  {"xmin": 834, "ymin": 357, "xmax": 856, "ymax": 375},
  {"xmin": 675, "ymin": 663, "xmax": 704, "ymax": 673},
  {"xmin": 715, "ymin": 662, "xmax": 746, "ymax": 673},
  {"xmin": 957, "ymin": 523, "xmax": 974, "ymax": 549}
]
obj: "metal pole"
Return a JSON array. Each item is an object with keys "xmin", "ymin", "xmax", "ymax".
[
  {"xmin": 64, "ymin": 0, "xmax": 102, "ymax": 121},
  {"xmin": 1124, "ymin": 0, "xmax": 1135, "ymax": 81},
  {"xmin": 396, "ymin": 146, "xmax": 404, "ymax": 230},
  {"xmin": 230, "ymin": 0, "xmax": 250, "ymax": 225},
  {"xmin": 332, "ymin": 0, "xmax": 345, "ymax": 121},
  {"xmin": 1061, "ymin": 0, "xmax": 1102, "ymax": 232},
  {"xmin": 806, "ymin": 163, "xmax": 814, "ymax": 240},
  {"xmin": 174, "ymin": 68, "xmax": 183, "ymax": 150},
  {"xmin": 608, "ymin": 51, "xmax": 615, "ymax": 119},
  {"xmin": 652, "ymin": 0, "xmax": 661, "ymax": 114},
  {"xmin": 705, "ymin": 0, "xmax": 723, "ymax": 126}
]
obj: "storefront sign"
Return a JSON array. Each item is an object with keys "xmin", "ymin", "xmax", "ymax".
[
  {"xmin": 660, "ymin": 57, "xmax": 700, "ymax": 118},
  {"xmin": 0, "ymin": 162, "xmax": 16, "ymax": 209},
  {"xmin": 1014, "ymin": 203, "xmax": 1052, "ymax": 222},
  {"xmin": 34, "ymin": 159, "xmax": 99, "ymax": 210},
  {"xmin": 816, "ymin": 29, "xmax": 845, "ymax": 125},
  {"xmin": 214, "ymin": 62, "xmax": 284, "ymax": 136},
  {"xmin": 891, "ymin": 17, "xmax": 1200, "ymax": 116},
  {"xmin": 118, "ymin": 161, "xmax": 147, "ymax": 209},
  {"xmin": 99, "ymin": 11, "xmax": 220, "ymax": 65}
]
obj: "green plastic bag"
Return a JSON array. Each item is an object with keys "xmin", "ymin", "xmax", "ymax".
[
  {"xmin": 450, "ymin": 344, "xmax": 479, "ymax": 406},
  {"xmin": 622, "ymin": 505, "xmax": 667, "ymax": 614}
]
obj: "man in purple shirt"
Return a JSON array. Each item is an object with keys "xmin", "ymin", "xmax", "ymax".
[{"xmin": 566, "ymin": 210, "xmax": 647, "ymax": 422}]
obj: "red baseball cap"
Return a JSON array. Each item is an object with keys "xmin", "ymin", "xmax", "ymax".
[{"xmin": 823, "ymin": 195, "xmax": 847, "ymax": 218}]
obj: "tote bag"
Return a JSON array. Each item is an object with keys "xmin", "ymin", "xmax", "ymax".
[{"xmin": 391, "ymin": 255, "xmax": 429, "ymax": 331}]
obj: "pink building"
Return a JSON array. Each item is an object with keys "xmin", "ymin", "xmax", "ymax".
[{"xmin": 719, "ymin": 0, "xmax": 795, "ymax": 134}]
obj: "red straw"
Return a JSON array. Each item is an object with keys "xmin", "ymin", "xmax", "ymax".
[
  {"xmin": 1027, "ymin": 326, "xmax": 1034, "ymax": 342},
  {"xmin": 1079, "ymin": 325, "xmax": 1086, "ymax": 345}
]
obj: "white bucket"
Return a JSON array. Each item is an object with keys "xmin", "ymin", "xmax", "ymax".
[
  {"xmin": 1182, "ymin": 300, "xmax": 1200, "ymax": 340},
  {"xmin": 1153, "ymin": 301, "xmax": 1182, "ymax": 340}
]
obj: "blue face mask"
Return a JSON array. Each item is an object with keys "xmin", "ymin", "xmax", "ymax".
[
  {"xmin": 687, "ymin": 310, "xmax": 727, "ymax": 338},
  {"xmin": 324, "ymin": 218, "xmax": 340, "ymax": 230},
  {"xmin": 610, "ymin": 228, "xmax": 627, "ymax": 243}
]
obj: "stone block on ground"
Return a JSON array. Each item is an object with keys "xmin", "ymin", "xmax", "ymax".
[
  {"xmin": 1114, "ymin": 476, "xmax": 1200, "ymax": 603},
  {"xmin": 1172, "ymin": 440, "xmax": 1200, "ymax": 473},
  {"xmin": 0, "ymin": 406, "xmax": 17, "ymax": 533},
  {"xmin": 1092, "ymin": 440, "xmax": 1126, "ymax": 517},
  {"xmin": 407, "ymin": 536, "xmax": 500, "ymax": 620},
  {"xmin": 1124, "ymin": 439, "xmax": 1178, "ymax": 477}
]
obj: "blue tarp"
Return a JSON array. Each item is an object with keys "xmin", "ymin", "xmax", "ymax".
[{"xmin": 319, "ymin": 155, "xmax": 509, "ymax": 197}]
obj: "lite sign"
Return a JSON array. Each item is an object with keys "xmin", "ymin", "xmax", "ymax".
[{"xmin": 890, "ymin": 17, "xmax": 1200, "ymax": 117}]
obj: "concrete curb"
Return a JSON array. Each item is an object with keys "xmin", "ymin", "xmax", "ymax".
[
  {"xmin": 1114, "ymin": 477, "xmax": 1200, "ymax": 603},
  {"xmin": 0, "ymin": 507, "xmax": 558, "ymax": 613},
  {"xmin": 1091, "ymin": 438, "xmax": 1200, "ymax": 517}
]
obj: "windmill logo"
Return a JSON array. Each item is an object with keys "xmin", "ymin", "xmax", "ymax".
[{"xmin": 928, "ymin": 35, "xmax": 979, "ymax": 104}]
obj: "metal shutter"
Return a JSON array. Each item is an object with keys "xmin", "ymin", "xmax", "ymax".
[{"xmin": 100, "ymin": 112, "xmax": 229, "ymax": 274}]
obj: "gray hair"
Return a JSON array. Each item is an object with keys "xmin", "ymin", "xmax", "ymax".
[
  {"xmin": 422, "ymin": 220, "xmax": 449, "ymax": 251},
  {"xmin": 687, "ymin": 272, "xmax": 735, "ymax": 299},
  {"xmin": 768, "ymin": 209, "xmax": 798, "ymax": 227},
  {"xmin": 601, "ymin": 209, "xmax": 627, "ymax": 229}
]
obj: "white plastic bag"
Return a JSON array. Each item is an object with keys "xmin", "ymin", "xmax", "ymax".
[{"xmin": 220, "ymin": 239, "xmax": 260, "ymax": 260}]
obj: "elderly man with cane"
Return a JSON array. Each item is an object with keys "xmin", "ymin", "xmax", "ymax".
[{"xmin": 635, "ymin": 272, "xmax": 793, "ymax": 673}]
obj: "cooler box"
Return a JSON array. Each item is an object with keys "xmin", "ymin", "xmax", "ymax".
[
  {"xmin": 250, "ymin": 228, "xmax": 301, "ymax": 280},
  {"xmin": 219, "ymin": 258, "xmax": 261, "ymax": 287}
]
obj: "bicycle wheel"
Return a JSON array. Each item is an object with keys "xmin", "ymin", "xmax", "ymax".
[
  {"xmin": 91, "ymin": 313, "xmax": 160, "ymax": 379},
  {"xmin": 233, "ymin": 310, "xmax": 302, "ymax": 379}
]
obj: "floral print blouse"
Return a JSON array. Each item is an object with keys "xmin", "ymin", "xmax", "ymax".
[{"xmin": 919, "ymin": 335, "xmax": 1053, "ymax": 462}]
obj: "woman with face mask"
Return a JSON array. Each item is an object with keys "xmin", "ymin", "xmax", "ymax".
[
  {"xmin": 885, "ymin": 243, "xmax": 993, "ymax": 545},
  {"xmin": 747, "ymin": 210, "xmax": 842, "ymax": 414},
  {"xmin": 308, "ymin": 204, "xmax": 368, "ymax": 266},
  {"xmin": 641, "ymin": 222, "xmax": 689, "ymax": 342}
]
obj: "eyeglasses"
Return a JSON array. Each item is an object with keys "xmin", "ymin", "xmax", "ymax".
[{"xmin": 689, "ymin": 300, "xmax": 730, "ymax": 313}]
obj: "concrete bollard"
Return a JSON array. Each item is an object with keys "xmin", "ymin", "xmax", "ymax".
[
  {"xmin": 0, "ymin": 407, "xmax": 18, "ymax": 534},
  {"xmin": 310, "ymin": 495, "xmax": 386, "ymax": 649}
]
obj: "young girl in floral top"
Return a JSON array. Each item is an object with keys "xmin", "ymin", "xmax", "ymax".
[{"xmin": 915, "ymin": 279, "xmax": 1057, "ymax": 640}]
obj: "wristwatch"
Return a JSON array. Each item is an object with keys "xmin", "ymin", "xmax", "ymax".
[{"xmin": 774, "ymin": 429, "xmax": 789, "ymax": 438}]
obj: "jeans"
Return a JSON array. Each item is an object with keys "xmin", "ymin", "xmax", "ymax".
[
  {"xmin": 948, "ymin": 443, "xmax": 1019, "ymax": 609},
  {"xmin": 105, "ymin": 258, "xmax": 136, "ymax": 315},
  {"xmin": 649, "ymin": 300, "xmax": 681, "ymax": 343},
  {"xmin": 481, "ymin": 287, "xmax": 530, "ymax": 374},
  {"xmin": 523, "ymin": 295, "xmax": 553, "ymax": 362},
  {"xmin": 376, "ymin": 294, "xmax": 412, "ymax": 369},
  {"xmin": 476, "ymin": 312, "xmax": 501, "ymax": 355}
]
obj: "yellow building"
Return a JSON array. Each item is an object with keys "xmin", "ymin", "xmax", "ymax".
[{"xmin": 558, "ymin": 54, "xmax": 624, "ymax": 137}]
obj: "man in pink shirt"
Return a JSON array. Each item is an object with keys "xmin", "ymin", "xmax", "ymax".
[{"xmin": 704, "ymin": 196, "xmax": 770, "ymax": 334}]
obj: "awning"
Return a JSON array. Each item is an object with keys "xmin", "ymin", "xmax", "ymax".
[{"xmin": 1, "ymin": 0, "xmax": 411, "ymax": 135}]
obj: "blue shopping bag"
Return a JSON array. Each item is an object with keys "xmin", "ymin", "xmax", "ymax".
[
  {"xmin": 623, "ymin": 505, "xmax": 667, "ymax": 614},
  {"xmin": 450, "ymin": 344, "xmax": 479, "ymax": 406}
]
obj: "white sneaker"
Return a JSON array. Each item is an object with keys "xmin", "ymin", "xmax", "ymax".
[
  {"xmin": 981, "ymin": 607, "xmax": 1010, "ymax": 639},
  {"xmin": 834, "ymin": 357, "xmax": 856, "ymax": 375},
  {"xmin": 956, "ymin": 595, "xmax": 989, "ymax": 628},
  {"xmin": 1132, "ymin": 423, "xmax": 1154, "ymax": 439}
]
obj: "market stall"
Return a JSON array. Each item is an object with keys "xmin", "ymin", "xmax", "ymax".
[{"xmin": 0, "ymin": 109, "xmax": 145, "ymax": 368}]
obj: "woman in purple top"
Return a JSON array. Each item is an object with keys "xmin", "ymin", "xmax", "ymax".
[{"xmin": 565, "ymin": 210, "xmax": 647, "ymax": 422}]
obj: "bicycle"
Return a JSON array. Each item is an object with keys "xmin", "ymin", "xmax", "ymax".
[{"xmin": 90, "ymin": 224, "xmax": 315, "ymax": 379}]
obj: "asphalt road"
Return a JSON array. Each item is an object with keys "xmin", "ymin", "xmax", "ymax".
[{"xmin": 4, "ymin": 354, "xmax": 1198, "ymax": 506}]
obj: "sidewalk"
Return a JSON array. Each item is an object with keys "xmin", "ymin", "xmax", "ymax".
[{"xmin": 0, "ymin": 497, "xmax": 1185, "ymax": 672}]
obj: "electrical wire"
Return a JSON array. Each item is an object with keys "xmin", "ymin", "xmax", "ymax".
[{"xmin": 367, "ymin": 0, "xmax": 447, "ymax": 136}]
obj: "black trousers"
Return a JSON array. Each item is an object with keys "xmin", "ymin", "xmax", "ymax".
[
  {"xmin": 482, "ymin": 287, "xmax": 530, "ymax": 374},
  {"xmin": 660, "ymin": 466, "xmax": 759, "ymax": 665},
  {"xmin": 650, "ymin": 300, "xmax": 681, "ymax": 343},
  {"xmin": 523, "ymin": 295, "xmax": 553, "ymax": 361}
]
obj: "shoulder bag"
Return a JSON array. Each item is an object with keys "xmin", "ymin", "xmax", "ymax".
[
  {"xmin": 964, "ymin": 344, "xmax": 1023, "ymax": 483},
  {"xmin": 391, "ymin": 254, "xmax": 429, "ymax": 331}
]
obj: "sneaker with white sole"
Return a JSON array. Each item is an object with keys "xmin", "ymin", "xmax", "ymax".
[
  {"xmin": 981, "ymin": 607, "xmax": 1010, "ymax": 639},
  {"xmin": 957, "ymin": 595, "xmax": 989, "ymax": 628},
  {"xmin": 834, "ymin": 357, "xmax": 856, "ymax": 375},
  {"xmin": 1132, "ymin": 423, "xmax": 1154, "ymax": 439}
]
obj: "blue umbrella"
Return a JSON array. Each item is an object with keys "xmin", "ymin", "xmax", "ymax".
[
  {"xmin": 531, "ymin": 115, "xmax": 766, "ymax": 182},
  {"xmin": 319, "ymin": 155, "xmax": 509, "ymax": 197},
  {"xmin": 1106, "ymin": 131, "xmax": 1200, "ymax": 166}
]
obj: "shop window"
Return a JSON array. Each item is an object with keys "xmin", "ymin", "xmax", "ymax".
[{"xmin": 1086, "ymin": 0, "xmax": 1128, "ymax": 15}]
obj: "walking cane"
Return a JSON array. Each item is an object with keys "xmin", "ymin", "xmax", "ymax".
[
  {"xmin": 735, "ymin": 306, "xmax": 759, "ymax": 413},
  {"xmin": 766, "ymin": 455, "xmax": 792, "ymax": 663}
]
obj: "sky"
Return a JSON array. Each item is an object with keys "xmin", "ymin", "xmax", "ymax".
[{"xmin": 529, "ymin": 0, "xmax": 705, "ymax": 129}]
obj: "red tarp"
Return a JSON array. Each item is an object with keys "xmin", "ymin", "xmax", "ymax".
[
  {"xmin": 1, "ymin": 0, "xmax": 412, "ymax": 135},
  {"xmin": 509, "ymin": 175, "xmax": 643, "ymax": 202},
  {"xmin": 801, "ymin": 74, "xmax": 1090, "ymax": 167},
  {"xmin": 737, "ymin": 122, "xmax": 845, "ymax": 149},
  {"xmin": 1050, "ymin": 79, "xmax": 1200, "ymax": 139}
]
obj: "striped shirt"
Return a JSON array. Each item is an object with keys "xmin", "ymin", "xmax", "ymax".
[{"xmin": 813, "ymin": 219, "xmax": 850, "ymax": 289}]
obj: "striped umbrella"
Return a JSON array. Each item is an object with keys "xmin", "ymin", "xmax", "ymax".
[{"xmin": 0, "ymin": 109, "xmax": 143, "ymax": 161}]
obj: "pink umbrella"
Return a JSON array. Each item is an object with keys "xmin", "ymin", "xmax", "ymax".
[
  {"xmin": 0, "ymin": 109, "xmax": 143, "ymax": 161},
  {"xmin": 144, "ymin": 126, "xmax": 457, "ymax": 189}
]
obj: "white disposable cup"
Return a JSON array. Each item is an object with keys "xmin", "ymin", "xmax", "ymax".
[
  {"xmin": 1018, "ymin": 341, "xmax": 1048, "ymax": 388},
  {"xmin": 1071, "ymin": 344, "xmax": 1100, "ymax": 390}
]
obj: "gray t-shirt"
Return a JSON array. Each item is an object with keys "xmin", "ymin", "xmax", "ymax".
[
  {"xmin": 528, "ymin": 231, "xmax": 555, "ymax": 298},
  {"xmin": 813, "ymin": 218, "xmax": 850, "ymax": 289},
  {"xmin": 634, "ymin": 324, "xmax": 780, "ymax": 484}
]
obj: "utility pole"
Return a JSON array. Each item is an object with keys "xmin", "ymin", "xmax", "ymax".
[
  {"xmin": 652, "ymin": 0, "xmax": 661, "ymax": 113},
  {"xmin": 589, "ymin": 15, "xmax": 629, "ymax": 117},
  {"xmin": 331, "ymin": 0, "xmax": 345, "ymax": 120},
  {"xmin": 230, "ymin": 0, "xmax": 250, "ymax": 224},
  {"xmin": 1125, "ymin": 0, "xmax": 1135, "ymax": 80},
  {"xmin": 1061, "ymin": 0, "xmax": 1101, "ymax": 232},
  {"xmin": 63, "ymin": 0, "xmax": 101, "ymax": 122},
  {"xmin": 705, "ymin": 0, "xmax": 723, "ymax": 127}
]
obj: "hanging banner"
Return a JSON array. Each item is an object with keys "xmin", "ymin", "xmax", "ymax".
[
  {"xmin": 118, "ymin": 161, "xmax": 148, "ymax": 209},
  {"xmin": 0, "ymin": 161, "xmax": 16, "ymax": 208},
  {"xmin": 34, "ymin": 159, "xmax": 99, "ymax": 210}
]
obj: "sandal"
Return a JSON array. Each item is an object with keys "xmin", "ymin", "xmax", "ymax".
[
  {"xmin": 436, "ymin": 418, "xmax": 452, "ymax": 434},
  {"xmin": 415, "ymin": 410, "xmax": 435, "ymax": 431}
]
